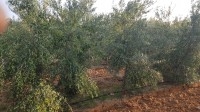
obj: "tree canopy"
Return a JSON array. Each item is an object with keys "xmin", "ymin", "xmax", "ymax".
[{"xmin": 1, "ymin": 0, "xmax": 200, "ymax": 111}]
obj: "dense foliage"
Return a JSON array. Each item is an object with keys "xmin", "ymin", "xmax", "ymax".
[
  {"xmin": 160, "ymin": 0, "xmax": 200, "ymax": 83},
  {"xmin": 0, "ymin": 0, "xmax": 200, "ymax": 111}
]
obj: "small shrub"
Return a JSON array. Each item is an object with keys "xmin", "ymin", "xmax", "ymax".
[
  {"xmin": 13, "ymin": 81, "xmax": 72, "ymax": 112},
  {"xmin": 76, "ymin": 72, "xmax": 98, "ymax": 98},
  {"xmin": 123, "ymin": 54, "xmax": 161, "ymax": 90}
]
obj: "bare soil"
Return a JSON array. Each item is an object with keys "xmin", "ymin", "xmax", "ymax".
[{"xmin": 84, "ymin": 67, "xmax": 200, "ymax": 112}]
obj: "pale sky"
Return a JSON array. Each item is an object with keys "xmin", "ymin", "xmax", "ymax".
[
  {"xmin": 94, "ymin": 0, "xmax": 191, "ymax": 19},
  {"xmin": 0, "ymin": 0, "xmax": 192, "ymax": 19}
]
